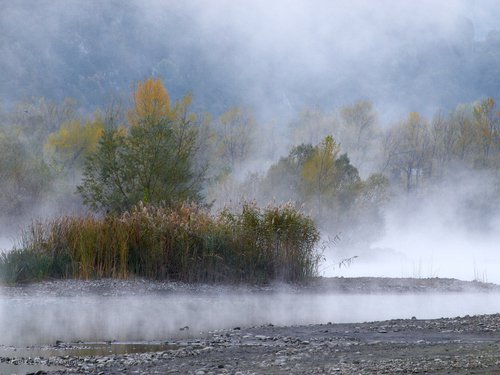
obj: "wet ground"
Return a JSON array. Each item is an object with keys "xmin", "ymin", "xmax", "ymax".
[
  {"xmin": 0, "ymin": 278, "xmax": 499, "ymax": 374},
  {"xmin": 2, "ymin": 314, "xmax": 499, "ymax": 374}
]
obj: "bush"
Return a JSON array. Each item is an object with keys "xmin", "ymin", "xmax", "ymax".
[{"xmin": 0, "ymin": 202, "xmax": 320, "ymax": 284}]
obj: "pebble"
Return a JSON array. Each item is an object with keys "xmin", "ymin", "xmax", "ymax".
[{"xmin": 2, "ymin": 280, "xmax": 499, "ymax": 374}]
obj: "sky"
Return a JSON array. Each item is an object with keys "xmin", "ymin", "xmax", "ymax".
[{"xmin": 2, "ymin": 0, "xmax": 500, "ymax": 119}]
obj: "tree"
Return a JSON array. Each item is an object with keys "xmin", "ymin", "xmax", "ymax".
[
  {"xmin": 385, "ymin": 112, "xmax": 432, "ymax": 192},
  {"xmin": 128, "ymin": 78, "xmax": 171, "ymax": 128},
  {"xmin": 0, "ymin": 130, "xmax": 52, "ymax": 216},
  {"xmin": 301, "ymin": 135, "xmax": 341, "ymax": 218},
  {"xmin": 430, "ymin": 110, "xmax": 456, "ymax": 170},
  {"xmin": 450, "ymin": 104, "xmax": 477, "ymax": 163},
  {"xmin": 339, "ymin": 100, "xmax": 379, "ymax": 173},
  {"xmin": 289, "ymin": 108, "xmax": 338, "ymax": 147},
  {"xmin": 259, "ymin": 135, "xmax": 386, "ymax": 244},
  {"xmin": 473, "ymin": 97, "xmax": 500, "ymax": 165},
  {"xmin": 261, "ymin": 143, "xmax": 315, "ymax": 203},
  {"xmin": 213, "ymin": 107, "xmax": 257, "ymax": 171},
  {"xmin": 44, "ymin": 116, "xmax": 104, "ymax": 175},
  {"xmin": 77, "ymin": 78, "xmax": 203, "ymax": 213},
  {"xmin": 9, "ymin": 97, "xmax": 79, "ymax": 151}
]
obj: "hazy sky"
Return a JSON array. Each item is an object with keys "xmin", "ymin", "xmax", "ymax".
[{"xmin": 2, "ymin": 0, "xmax": 500, "ymax": 118}]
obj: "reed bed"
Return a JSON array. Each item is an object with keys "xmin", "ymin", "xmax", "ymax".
[{"xmin": 0, "ymin": 202, "xmax": 320, "ymax": 284}]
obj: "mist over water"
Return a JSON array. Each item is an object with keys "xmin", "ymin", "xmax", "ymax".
[
  {"xmin": 0, "ymin": 1, "xmax": 499, "ymax": 351},
  {"xmin": 1, "ymin": 291, "xmax": 500, "ymax": 346},
  {"xmin": 323, "ymin": 169, "xmax": 500, "ymax": 283}
]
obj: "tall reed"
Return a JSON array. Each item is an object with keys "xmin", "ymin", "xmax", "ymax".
[{"xmin": 0, "ymin": 202, "xmax": 320, "ymax": 284}]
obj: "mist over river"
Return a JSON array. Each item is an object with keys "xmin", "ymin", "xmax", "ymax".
[{"xmin": 1, "ymin": 282, "xmax": 500, "ymax": 346}]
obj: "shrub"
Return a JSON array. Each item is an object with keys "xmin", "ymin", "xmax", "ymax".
[{"xmin": 0, "ymin": 202, "xmax": 320, "ymax": 284}]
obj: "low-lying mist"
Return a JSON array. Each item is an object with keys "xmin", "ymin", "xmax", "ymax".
[
  {"xmin": 323, "ymin": 169, "xmax": 500, "ymax": 283},
  {"xmin": 2, "ymin": 290, "xmax": 500, "ymax": 346},
  {"xmin": 0, "ymin": 2, "xmax": 498, "ymax": 292}
]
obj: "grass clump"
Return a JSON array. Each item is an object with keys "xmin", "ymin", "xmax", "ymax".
[{"xmin": 0, "ymin": 202, "xmax": 320, "ymax": 284}]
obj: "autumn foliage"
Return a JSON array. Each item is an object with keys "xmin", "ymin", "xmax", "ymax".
[
  {"xmin": 0, "ymin": 202, "xmax": 320, "ymax": 284},
  {"xmin": 128, "ymin": 78, "xmax": 172, "ymax": 128}
]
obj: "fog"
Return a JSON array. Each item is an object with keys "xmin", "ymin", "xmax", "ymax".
[
  {"xmin": 1, "ymin": 291, "xmax": 500, "ymax": 346},
  {"xmin": 2, "ymin": 1, "xmax": 500, "ymax": 118},
  {"xmin": 0, "ymin": 1, "xmax": 499, "ymax": 347},
  {"xmin": 322, "ymin": 168, "xmax": 500, "ymax": 283}
]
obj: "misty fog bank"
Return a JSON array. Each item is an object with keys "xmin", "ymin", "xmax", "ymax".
[
  {"xmin": 0, "ymin": 1, "xmax": 498, "ymax": 286},
  {"xmin": 322, "ymin": 168, "xmax": 500, "ymax": 283},
  {"xmin": 1, "ymin": 291, "xmax": 500, "ymax": 346},
  {"xmin": 2, "ymin": 1, "xmax": 500, "ymax": 119}
]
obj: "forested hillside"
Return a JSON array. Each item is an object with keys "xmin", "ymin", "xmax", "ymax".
[{"xmin": 2, "ymin": 1, "xmax": 500, "ymax": 117}]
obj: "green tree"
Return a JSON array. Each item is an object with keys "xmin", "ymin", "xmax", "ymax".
[
  {"xmin": 262, "ymin": 143, "xmax": 315, "ymax": 203},
  {"xmin": 77, "ymin": 78, "xmax": 203, "ymax": 213}
]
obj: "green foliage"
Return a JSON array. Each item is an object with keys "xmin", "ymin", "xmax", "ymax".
[
  {"xmin": 77, "ymin": 79, "xmax": 203, "ymax": 214},
  {"xmin": 262, "ymin": 143, "xmax": 315, "ymax": 202},
  {"xmin": 301, "ymin": 135, "xmax": 341, "ymax": 217},
  {"xmin": 263, "ymin": 136, "xmax": 364, "ymax": 216},
  {"xmin": 0, "ymin": 202, "xmax": 320, "ymax": 284},
  {"xmin": 260, "ymin": 135, "xmax": 387, "ymax": 244},
  {"xmin": 0, "ymin": 249, "xmax": 53, "ymax": 284}
]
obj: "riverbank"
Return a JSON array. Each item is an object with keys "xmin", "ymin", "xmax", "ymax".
[
  {"xmin": 2, "ymin": 276, "xmax": 500, "ymax": 296},
  {"xmin": 2, "ymin": 313, "xmax": 498, "ymax": 374},
  {"xmin": 1, "ymin": 277, "xmax": 499, "ymax": 374}
]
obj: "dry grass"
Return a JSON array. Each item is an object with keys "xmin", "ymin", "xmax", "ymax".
[{"xmin": 0, "ymin": 202, "xmax": 320, "ymax": 284}]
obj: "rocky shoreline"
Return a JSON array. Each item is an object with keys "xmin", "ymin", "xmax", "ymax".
[
  {"xmin": 3, "ymin": 276, "xmax": 500, "ymax": 297},
  {"xmin": 0, "ymin": 278, "xmax": 499, "ymax": 374},
  {"xmin": 2, "ymin": 313, "xmax": 497, "ymax": 374}
]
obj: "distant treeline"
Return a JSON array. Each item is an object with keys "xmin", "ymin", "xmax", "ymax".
[
  {"xmin": 0, "ymin": 78, "xmax": 498, "ymax": 283},
  {"xmin": 0, "ymin": 78, "xmax": 498, "ymax": 239}
]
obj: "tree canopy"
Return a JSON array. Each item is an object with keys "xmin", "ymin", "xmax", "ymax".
[{"xmin": 77, "ymin": 78, "xmax": 203, "ymax": 213}]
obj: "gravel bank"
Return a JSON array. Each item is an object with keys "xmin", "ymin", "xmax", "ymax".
[
  {"xmin": 4, "ymin": 313, "xmax": 497, "ymax": 374},
  {"xmin": 2, "ymin": 276, "xmax": 500, "ymax": 297},
  {"xmin": 0, "ymin": 278, "xmax": 499, "ymax": 374}
]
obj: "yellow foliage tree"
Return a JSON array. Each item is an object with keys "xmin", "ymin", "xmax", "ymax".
[
  {"xmin": 127, "ymin": 78, "xmax": 172, "ymax": 128},
  {"xmin": 45, "ymin": 116, "xmax": 105, "ymax": 173},
  {"xmin": 78, "ymin": 78, "xmax": 203, "ymax": 212},
  {"xmin": 301, "ymin": 135, "xmax": 340, "ymax": 218},
  {"xmin": 473, "ymin": 97, "xmax": 500, "ymax": 164}
]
